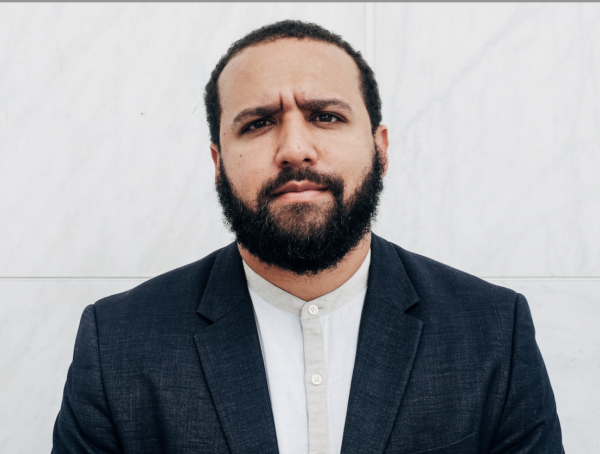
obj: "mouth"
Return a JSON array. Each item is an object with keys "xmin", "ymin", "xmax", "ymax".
[{"xmin": 270, "ymin": 180, "xmax": 329, "ymax": 203}]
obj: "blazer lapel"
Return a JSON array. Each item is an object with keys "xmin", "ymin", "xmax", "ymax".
[
  {"xmin": 341, "ymin": 234, "xmax": 423, "ymax": 454},
  {"xmin": 194, "ymin": 243, "xmax": 278, "ymax": 454}
]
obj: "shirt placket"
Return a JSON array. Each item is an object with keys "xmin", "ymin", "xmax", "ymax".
[{"xmin": 301, "ymin": 302, "xmax": 329, "ymax": 454}]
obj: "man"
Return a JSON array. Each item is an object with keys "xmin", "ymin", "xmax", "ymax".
[{"xmin": 52, "ymin": 20, "xmax": 563, "ymax": 453}]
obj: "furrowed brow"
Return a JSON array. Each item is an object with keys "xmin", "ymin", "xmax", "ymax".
[
  {"xmin": 232, "ymin": 103, "xmax": 281, "ymax": 127},
  {"xmin": 299, "ymin": 98, "xmax": 353, "ymax": 114}
]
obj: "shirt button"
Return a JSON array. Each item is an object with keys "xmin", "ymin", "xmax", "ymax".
[
  {"xmin": 311, "ymin": 373, "xmax": 323, "ymax": 385},
  {"xmin": 308, "ymin": 304, "xmax": 319, "ymax": 315}
]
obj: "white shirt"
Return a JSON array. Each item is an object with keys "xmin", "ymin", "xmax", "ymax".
[{"xmin": 242, "ymin": 250, "xmax": 370, "ymax": 454}]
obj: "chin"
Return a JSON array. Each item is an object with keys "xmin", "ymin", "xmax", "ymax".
[{"xmin": 268, "ymin": 201, "xmax": 333, "ymax": 234}]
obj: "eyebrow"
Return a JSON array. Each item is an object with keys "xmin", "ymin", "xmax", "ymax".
[{"xmin": 231, "ymin": 98, "xmax": 353, "ymax": 127}]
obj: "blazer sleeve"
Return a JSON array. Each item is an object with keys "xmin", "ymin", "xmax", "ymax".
[
  {"xmin": 490, "ymin": 294, "xmax": 564, "ymax": 453},
  {"xmin": 52, "ymin": 304, "xmax": 123, "ymax": 453}
]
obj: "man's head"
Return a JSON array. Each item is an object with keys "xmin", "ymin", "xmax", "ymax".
[{"xmin": 204, "ymin": 20, "xmax": 389, "ymax": 275}]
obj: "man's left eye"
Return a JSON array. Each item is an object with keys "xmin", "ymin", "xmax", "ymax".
[{"xmin": 315, "ymin": 114, "xmax": 338, "ymax": 123}]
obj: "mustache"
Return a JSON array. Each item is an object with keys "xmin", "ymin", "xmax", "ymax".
[{"xmin": 257, "ymin": 167, "xmax": 345, "ymax": 204}]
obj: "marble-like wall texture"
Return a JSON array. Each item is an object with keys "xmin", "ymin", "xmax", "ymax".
[{"xmin": 1, "ymin": 3, "xmax": 598, "ymax": 453}]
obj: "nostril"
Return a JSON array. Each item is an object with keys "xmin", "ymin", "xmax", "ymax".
[{"xmin": 303, "ymin": 158, "xmax": 311, "ymax": 162}]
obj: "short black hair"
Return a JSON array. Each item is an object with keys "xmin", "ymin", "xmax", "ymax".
[{"xmin": 204, "ymin": 20, "xmax": 382, "ymax": 148}]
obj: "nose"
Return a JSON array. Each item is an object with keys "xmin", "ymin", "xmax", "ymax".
[{"xmin": 274, "ymin": 112, "xmax": 318, "ymax": 169}]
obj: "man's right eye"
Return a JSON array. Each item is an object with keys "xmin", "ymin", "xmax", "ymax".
[{"xmin": 247, "ymin": 119, "xmax": 273, "ymax": 131}]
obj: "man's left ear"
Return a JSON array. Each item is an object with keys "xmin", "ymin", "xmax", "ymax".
[
  {"xmin": 210, "ymin": 143, "xmax": 221, "ymax": 184},
  {"xmin": 374, "ymin": 125, "xmax": 389, "ymax": 177}
]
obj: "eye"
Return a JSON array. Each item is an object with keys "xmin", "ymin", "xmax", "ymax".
[
  {"xmin": 247, "ymin": 119, "xmax": 274, "ymax": 131},
  {"xmin": 313, "ymin": 113, "xmax": 339, "ymax": 123}
]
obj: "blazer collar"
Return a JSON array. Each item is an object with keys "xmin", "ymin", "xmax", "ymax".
[
  {"xmin": 196, "ymin": 234, "xmax": 418, "ymax": 319},
  {"xmin": 196, "ymin": 242, "xmax": 249, "ymax": 322},
  {"xmin": 367, "ymin": 233, "xmax": 419, "ymax": 311},
  {"xmin": 341, "ymin": 233, "xmax": 423, "ymax": 454},
  {"xmin": 194, "ymin": 242, "xmax": 279, "ymax": 454}
]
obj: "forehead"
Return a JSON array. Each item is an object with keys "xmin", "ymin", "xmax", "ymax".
[{"xmin": 218, "ymin": 38, "xmax": 362, "ymax": 115}]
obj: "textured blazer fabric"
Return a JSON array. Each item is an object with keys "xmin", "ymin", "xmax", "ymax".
[{"xmin": 52, "ymin": 234, "xmax": 564, "ymax": 453}]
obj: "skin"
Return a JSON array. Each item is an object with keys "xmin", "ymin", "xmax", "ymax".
[{"xmin": 211, "ymin": 38, "xmax": 389, "ymax": 301}]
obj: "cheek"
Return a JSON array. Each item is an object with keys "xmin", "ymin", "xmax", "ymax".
[
  {"xmin": 325, "ymin": 139, "xmax": 373, "ymax": 194},
  {"xmin": 221, "ymin": 149, "xmax": 273, "ymax": 201}
]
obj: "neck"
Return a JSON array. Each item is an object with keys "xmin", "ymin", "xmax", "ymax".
[{"xmin": 238, "ymin": 232, "xmax": 372, "ymax": 301}]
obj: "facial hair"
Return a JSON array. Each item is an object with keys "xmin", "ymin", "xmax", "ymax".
[{"xmin": 215, "ymin": 144, "xmax": 385, "ymax": 276}]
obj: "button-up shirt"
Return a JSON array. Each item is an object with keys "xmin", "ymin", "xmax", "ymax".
[{"xmin": 242, "ymin": 250, "xmax": 371, "ymax": 454}]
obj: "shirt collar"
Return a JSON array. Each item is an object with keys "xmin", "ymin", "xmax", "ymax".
[{"xmin": 242, "ymin": 249, "xmax": 371, "ymax": 317}]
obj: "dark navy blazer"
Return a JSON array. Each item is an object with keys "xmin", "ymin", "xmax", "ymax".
[{"xmin": 52, "ymin": 234, "xmax": 563, "ymax": 453}]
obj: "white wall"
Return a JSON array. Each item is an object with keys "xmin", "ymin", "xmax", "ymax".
[{"xmin": 0, "ymin": 3, "xmax": 598, "ymax": 452}]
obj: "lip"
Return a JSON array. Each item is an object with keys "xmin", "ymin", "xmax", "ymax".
[
  {"xmin": 270, "ymin": 180, "xmax": 329, "ymax": 203},
  {"xmin": 271, "ymin": 180, "xmax": 328, "ymax": 196}
]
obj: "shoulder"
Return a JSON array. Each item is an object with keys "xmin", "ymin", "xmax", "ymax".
[
  {"xmin": 393, "ymin": 243, "xmax": 516, "ymax": 304},
  {"xmin": 92, "ymin": 246, "xmax": 224, "ymax": 325},
  {"xmin": 385, "ymin": 241, "xmax": 520, "ymax": 332}
]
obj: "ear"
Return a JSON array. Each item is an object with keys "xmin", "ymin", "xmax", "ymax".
[
  {"xmin": 374, "ymin": 125, "xmax": 389, "ymax": 177},
  {"xmin": 210, "ymin": 143, "xmax": 221, "ymax": 183}
]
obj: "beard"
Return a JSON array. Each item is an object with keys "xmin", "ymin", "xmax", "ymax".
[{"xmin": 215, "ymin": 143, "xmax": 385, "ymax": 276}]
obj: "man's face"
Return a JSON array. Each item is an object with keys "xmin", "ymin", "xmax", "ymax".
[{"xmin": 212, "ymin": 38, "xmax": 389, "ymax": 273}]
